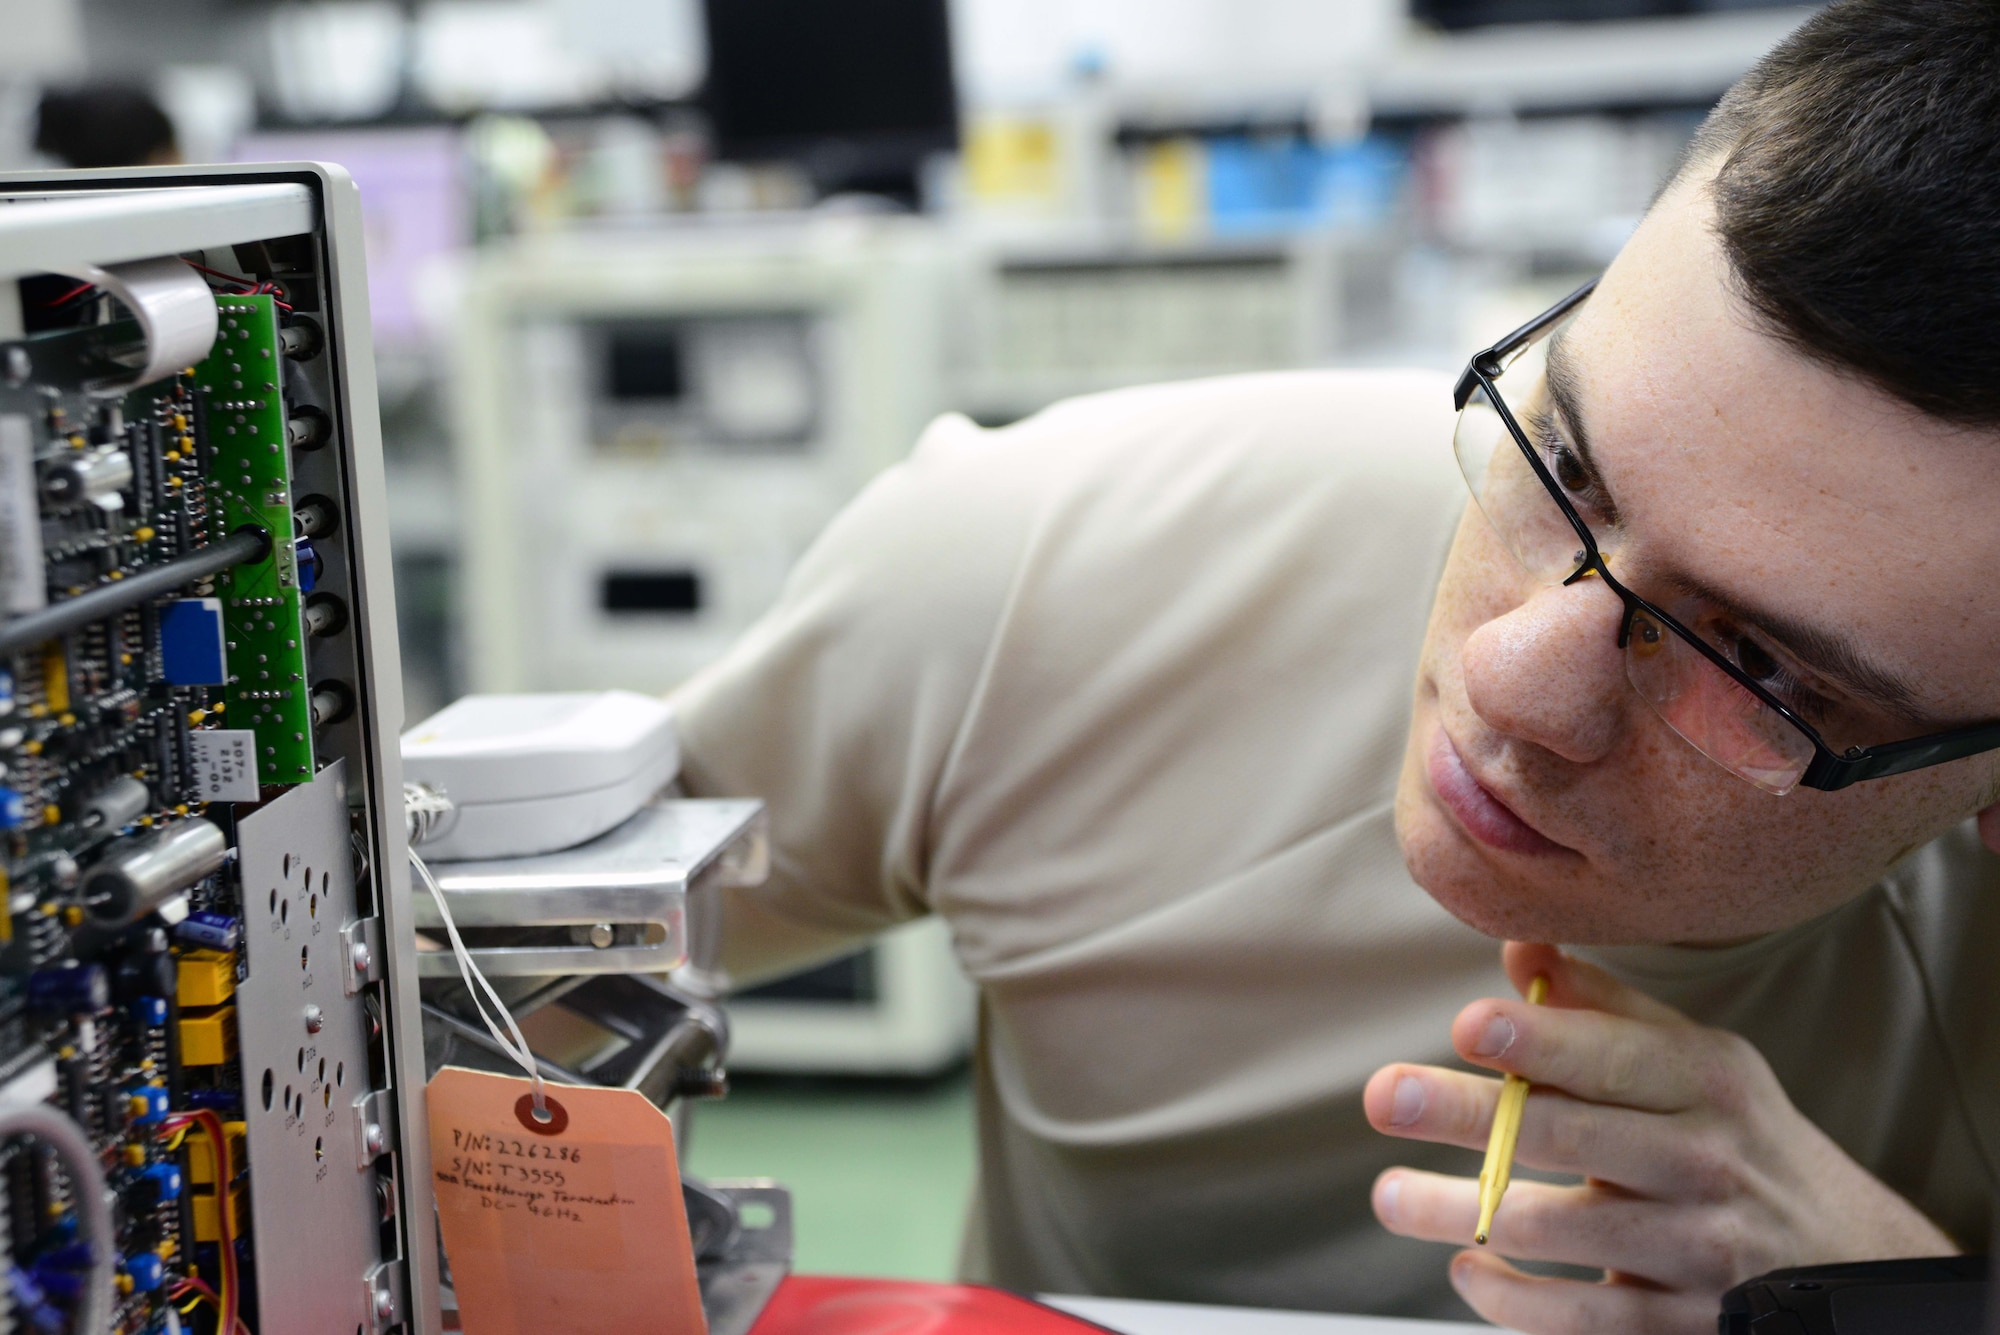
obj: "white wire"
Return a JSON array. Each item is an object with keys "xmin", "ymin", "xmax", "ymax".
[
  {"xmin": 410, "ymin": 848, "xmax": 549, "ymax": 1117},
  {"xmin": 0, "ymin": 1100, "xmax": 112, "ymax": 1334}
]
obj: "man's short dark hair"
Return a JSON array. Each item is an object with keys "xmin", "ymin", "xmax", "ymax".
[
  {"xmin": 1687, "ymin": 0, "xmax": 2000, "ymax": 427},
  {"xmin": 35, "ymin": 85, "xmax": 177, "ymax": 171}
]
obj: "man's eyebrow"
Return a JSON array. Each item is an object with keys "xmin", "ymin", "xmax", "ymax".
[
  {"xmin": 1540, "ymin": 335, "xmax": 1621, "ymax": 526},
  {"xmin": 1662, "ymin": 573, "xmax": 1930, "ymax": 721},
  {"xmin": 1540, "ymin": 332, "xmax": 1931, "ymax": 721}
]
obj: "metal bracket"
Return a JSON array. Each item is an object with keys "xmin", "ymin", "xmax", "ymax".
[
  {"xmin": 412, "ymin": 799, "xmax": 764, "ymax": 980},
  {"xmin": 352, "ymin": 1088, "xmax": 395, "ymax": 1170},
  {"xmin": 341, "ymin": 917, "xmax": 383, "ymax": 996},
  {"xmin": 362, "ymin": 1258, "xmax": 407, "ymax": 1334}
]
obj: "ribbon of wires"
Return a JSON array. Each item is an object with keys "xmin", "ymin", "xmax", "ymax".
[{"xmin": 159, "ymin": 1109, "xmax": 244, "ymax": 1335}]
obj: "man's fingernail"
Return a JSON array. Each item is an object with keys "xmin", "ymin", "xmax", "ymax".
[
  {"xmin": 1377, "ymin": 1175, "xmax": 1401, "ymax": 1225},
  {"xmin": 1391, "ymin": 1075, "xmax": 1426, "ymax": 1126},
  {"xmin": 1474, "ymin": 1014, "xmax": 1517, "ymax": 1058},
  {"xmin": 1449, "ymin": 1255, "xmax": 1474, "ymax": 1292}
]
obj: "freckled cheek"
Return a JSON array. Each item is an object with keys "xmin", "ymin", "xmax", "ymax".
[{"xmin": 1419, "ymin": 511, "xmax": 1532, "ymax": 688}]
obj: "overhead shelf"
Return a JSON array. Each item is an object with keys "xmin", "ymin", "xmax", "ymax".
[{"xmin": 1369, "ymin": 6, "xmax": 1818, "ymax": 117}]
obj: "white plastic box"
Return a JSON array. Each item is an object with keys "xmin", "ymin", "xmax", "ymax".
[{"xmin": 400, "ymin": 691, "xmax": 679, "ymax": 861}]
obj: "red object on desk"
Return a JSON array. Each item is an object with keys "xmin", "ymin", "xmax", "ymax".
[{"xmin": 747, "ymin": 1276, "xmax": 1126, "ymax": 1334}]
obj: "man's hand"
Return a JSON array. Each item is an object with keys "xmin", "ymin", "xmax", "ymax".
[{"xmin": 1364, "ymin": 942, "xmax": 1956, "ymax": 1334}]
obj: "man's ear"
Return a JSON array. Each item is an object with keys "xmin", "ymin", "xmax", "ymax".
[{"xmin": 1980, "ymin": 803, "xmax": 2000, "ymax": 856}]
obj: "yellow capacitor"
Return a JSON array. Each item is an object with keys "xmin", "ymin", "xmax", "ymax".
[
  {"xmin": 176, "ymin": 950, "xmax": 235, "ymax": 1007},
  {"xmin": 41, "ymin": 647, "xmax": 68, "ymax": 713},
  {"xmin": 190, "ymin": 1183, "xmax": 246, "ymax": 1243},
  {"xmin": 178, "ymin": 1006, "xmax": 237, "ymax": 1066},
  {"xmin": 184, "ymin": 1120, "xmax": 246, "ymax": 1186}
]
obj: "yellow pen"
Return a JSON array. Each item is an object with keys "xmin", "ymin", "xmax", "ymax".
[{"xmin": 1474, "ymin": 974, "xmax": 1548, "ymax": 1246}]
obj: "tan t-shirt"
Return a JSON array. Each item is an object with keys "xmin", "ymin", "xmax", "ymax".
[{"xmin": 670, "ymin": 370, "xmax": 2000, "ymax": 1318}]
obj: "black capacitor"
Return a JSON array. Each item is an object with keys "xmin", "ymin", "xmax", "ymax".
[{"xmin": 111, "ymin": 928, "xmax": 174, "ymax": 1004}]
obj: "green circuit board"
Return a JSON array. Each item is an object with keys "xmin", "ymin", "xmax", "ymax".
[{"xmin": 169, "ymin": 294, "xmax": 314, "ymax": 786}]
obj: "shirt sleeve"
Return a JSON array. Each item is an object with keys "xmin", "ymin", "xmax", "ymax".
[{"xmin": 668, "ymin": 410, "xmax": 1039, "ymax": 985}]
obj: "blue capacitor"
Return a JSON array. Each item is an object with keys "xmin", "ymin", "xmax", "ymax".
[
  {"xmin": 172, "ymin": 911, "xmax": 240, "ymax": 952},
  {"xmin": 26, "ymin": 964, "xmax": 108, "ymax": 1014},
  {"xmin": 295, "ymin": 537, "xmax": 320, "ymax": 593},
  {"xmin": 130, "ymin": 995, "xmax": 168, "ymax": 1028},
  {"xmin": 0, "ymin": 786, "xmax": 27, "ymax": 831},
  {"xmin": 9, "ymin": 1264, "xmax": 62, "ymax": 1335},
  {"xmin": 122, "ymin": 1252, "xmax": 164, "ymax": 1294},
  {"xmin": 127, "ymin": 1085, "xmax": 169, "ymax": 1126},
  {"xmin": 28, "ymin": 1265, "xmax": 83, "ymax": 1302},
  {"xmin": 138, "ymin": 1162, "xmax": 183, "ymax": 1206}
]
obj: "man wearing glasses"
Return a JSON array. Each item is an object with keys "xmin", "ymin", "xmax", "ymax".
[{"xmin": 671, "ymin": 1, "xmax": 2000, "ymax": 1329}]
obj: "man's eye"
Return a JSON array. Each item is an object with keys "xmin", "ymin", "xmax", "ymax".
[
  {"xmin": 1552, "ymin": 447, "xmax": 1591, "ymax": 496},
  {"xmin": 1735, "ymin": 636, "xmax": 1780, "ymax": 682},
  {"xmin": 1719, "ymin": 627, "xmax": 1835, "ymax": 722}
]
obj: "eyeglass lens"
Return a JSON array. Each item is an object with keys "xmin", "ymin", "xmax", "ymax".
[{"xmin": 1452, "ymin": 364, "xmax": 1816, "ymax": 796}]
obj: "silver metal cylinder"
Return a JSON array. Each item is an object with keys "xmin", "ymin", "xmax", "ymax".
[
  {"xmin": 81, "ymin": 776, "xmax": 150, "ymax": 831},
  {"xmin": 82, "ymin": 818, "xmax": 228, "ymax": 924}
]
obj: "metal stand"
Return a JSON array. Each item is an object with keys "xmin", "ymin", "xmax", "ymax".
[{"xmin": 416, "ymin": 798, "xmax": 790, "ymax": 1333}]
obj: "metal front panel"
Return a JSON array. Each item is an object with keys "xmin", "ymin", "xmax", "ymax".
[
  {"xmin": 0, "ymin": 181, "xmax": 316, "ymax": 280},
  {"xmin": 236, "ymin": 760, "xmax": 385, "ymax": 1335}
]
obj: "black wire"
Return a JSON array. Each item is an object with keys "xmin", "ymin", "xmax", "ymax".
[{"xmin": 0, "ymin": 527, "xmax": 271, "ymax": 659}]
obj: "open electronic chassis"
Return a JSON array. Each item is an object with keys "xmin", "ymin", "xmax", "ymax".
[{"xmin": 0, "ymin": 162, "xmax": 437, "ymax": 1335}]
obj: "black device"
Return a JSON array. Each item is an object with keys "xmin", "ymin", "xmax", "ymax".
[
  {"xmin": 1720, "ymin": 1256, "xmax": 1987, "ymax": 1335},
  {"xmin": 1413, "ymin": 0, "xmax": 1803, "ymax": 31},
  {"xmin": 699, "ymin": 0, "xmax": 958, "ymax": 205}
]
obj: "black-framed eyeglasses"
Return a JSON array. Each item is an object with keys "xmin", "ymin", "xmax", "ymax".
[{"xmin": 1453, "ymin": 278, "xmax": 2000, "ymax": 795}]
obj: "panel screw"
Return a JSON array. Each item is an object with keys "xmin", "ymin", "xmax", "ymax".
[
  {"xmin": 364, "ymin": 1122, "xmax": 386, "ymax": 1157},
  {"xmin": 587, "ymin": 923, "xmax": 615, "ymax": 949},
  {"xmin": 303, "ymin": 1004, "xmax": 323, "ymax": 1034},
  {"xmin": 350, "ymin": 941, "xmax": 373, "ymax": 975}
]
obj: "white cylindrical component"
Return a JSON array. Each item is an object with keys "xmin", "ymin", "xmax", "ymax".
[{"xmin": 41, "ymin": 449, "xmax": 133, "ymax": 507}]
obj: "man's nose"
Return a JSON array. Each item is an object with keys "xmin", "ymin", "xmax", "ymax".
[{"xmin": 1460, "ymin": 574, "xmax": 1631, "ymax": 765}]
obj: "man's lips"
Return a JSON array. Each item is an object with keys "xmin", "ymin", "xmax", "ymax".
[{"xmin": 1426, "ymin": 727, "xmax": 1571, "ymax": 857}]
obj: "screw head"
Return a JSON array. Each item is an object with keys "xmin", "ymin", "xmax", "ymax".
[
  {"xmin": 364, "ymin": 1121, "xmax": 386, "ymax": 1157},
  {"xmin": 350, "ymin": 941, "xmax": 373, "ymax": 974},
  {"xmin": 587, "ymin": 922, "xmax": 615, "ymax": 949},
  {"xmin": 303, "ymin": 1003, "xmax": 323, "ymax": 1034}
]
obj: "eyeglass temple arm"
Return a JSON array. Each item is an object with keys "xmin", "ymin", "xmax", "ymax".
[
  {"xmin": 1453, "ymin": 279, "xmax": 1601, "ymax": 412},
  {"xmin": 1801, "ymin": 720, "xmax": 2000, "ymax": 792}
]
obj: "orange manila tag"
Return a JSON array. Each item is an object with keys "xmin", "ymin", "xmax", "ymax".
[{"xmin": 427, "ymin": 1067, "xmax": 708, "ymax": 1335}]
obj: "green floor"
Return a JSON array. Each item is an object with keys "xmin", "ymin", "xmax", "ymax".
[{"xmin": 685, "ymin": 1069, "xmax": 978, "ymax": 1280}]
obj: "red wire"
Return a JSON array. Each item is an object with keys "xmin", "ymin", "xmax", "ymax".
[
  {"xmin": 169, "ymin": 1276, "xmax": 251, "ymax": 1335},
  {"xmin": 45, "ymin": 281, "xmax": 96, "ymax": 306},
  {"xmin": 182, "ymin": 261, "xmax": 256, "ymax": 289},
  {"xmin": 159, "ymin": 1111, "xmax": 242, "ymax": 1335}
]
